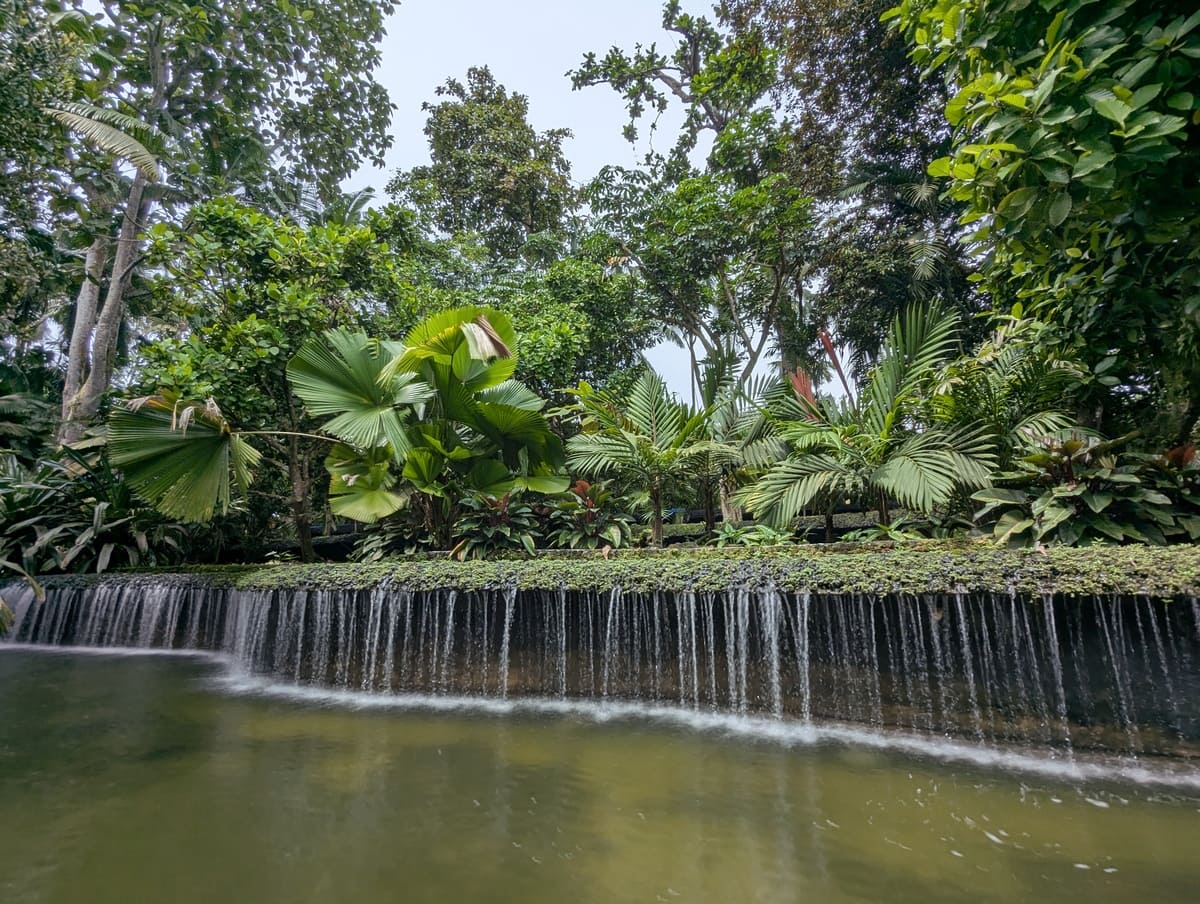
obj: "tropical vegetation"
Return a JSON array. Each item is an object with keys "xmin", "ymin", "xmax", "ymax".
[{"xmin": 2, "ymin": 0, "xmax": 1199, "ymax": 579}]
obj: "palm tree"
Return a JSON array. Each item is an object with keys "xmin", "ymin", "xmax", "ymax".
[
  {"xmin": 931, "ymin": 318, "xmax": 1082, "ymax": 469},
  {"xmin": 741, "ymin": 305, "xmax": 996, "ymax": 528},
  {"xmin": 107, "ymin": 309, "xmax": 567, "ymax": 549},
  {"xmin": 566, "ymin": 368, "xmax": 733, "ymax": 546}
]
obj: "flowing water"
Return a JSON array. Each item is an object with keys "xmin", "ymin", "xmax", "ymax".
[
  {"xmin": 2, "ymin": 648, "xmax": 1199, "ymax": 904},
  {"xmin": 8, "ymin": 580, "xmax": 1200, "ymax": 755}
]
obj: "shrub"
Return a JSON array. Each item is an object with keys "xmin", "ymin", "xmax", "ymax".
[
  {"xmin": 451, "ymin": 493, "xmax": 541, "ymax": 560},
  {"xmin": 972, "ymin": 435, "xmax": 1200, "ymax": 546},
  {"xmin": 545, "ymin": 480, "xmax": 635, "ymax": 550}
]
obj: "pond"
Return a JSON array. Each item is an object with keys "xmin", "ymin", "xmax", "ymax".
[{"xmin": 1, "ymin": 648, "xmax": 1198, "ymax": 903}]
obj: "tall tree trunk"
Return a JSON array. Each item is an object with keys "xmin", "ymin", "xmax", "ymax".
[
  {"xmin": 651, "ymin": 486, "xmax": 664, "ymax": 547},
  {"xmin": 288, "ymin": 437, "xmax": 317, "ymax": 562},
  {"xmin": 65, "ymin": 173, "xmax": 151, "ymax": 441},
  {"xmin": 59, "ymin": 235, "xmax": 111, "ymax": 444}
]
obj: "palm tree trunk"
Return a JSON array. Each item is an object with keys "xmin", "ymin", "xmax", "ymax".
[
  {"xmin": 701, "ymin": 475, "xmax": 717, "ymax": 538},
  {"xmin": 719, "ymin": 476, "xmax": 741, "ymax": 523},
  {"xmin": 651, "ymin": 487, "xmax": 664, "ymax": 547},
  {"xmin": 878, "ymin": 490, "xmax": 891, "ymax": 524}
]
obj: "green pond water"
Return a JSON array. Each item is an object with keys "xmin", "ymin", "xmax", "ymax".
[{"xmin": 1, "ymin": 649, "xmax": 1198, "ymax": 904}]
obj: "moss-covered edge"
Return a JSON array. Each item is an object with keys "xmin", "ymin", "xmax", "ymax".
[{"xmin": 34, "ymin": 542, "xmax": 1200, "ymax": 597}]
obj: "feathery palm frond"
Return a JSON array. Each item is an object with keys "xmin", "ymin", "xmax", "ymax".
[
  {"xmin": 47, "ymin": 102, "xmax": 162, "ymax": 181},
  {"xmin": 745, "ymin": 305, "xmax": 997, "ymax": 528}
]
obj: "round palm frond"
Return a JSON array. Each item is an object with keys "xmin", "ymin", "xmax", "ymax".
[
  {"xmin": 288, "ymin": 328, "xmax": 429, "ymax": 457},
  {"xmin": 107, "ymin": 395, "xmax": 260, "ymax": 523}
]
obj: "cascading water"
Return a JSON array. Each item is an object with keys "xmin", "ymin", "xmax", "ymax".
[{"xmin": 6, "ymin": 578, "xmax": 1199, "ymax": 756}]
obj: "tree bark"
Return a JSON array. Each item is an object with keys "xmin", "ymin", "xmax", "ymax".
[
  {"xmin": 719, "ymin": 476, "xmax": 741, "ymax": 524},
  {"xmin": 65, "ymin": 173, "xmax": 151, "ymax": 441},
  {"xmin": 288, "ymin": 436, "xmax": 318, "ymax": 562},
  {"xmin": 59, "ymin": 234, "xmax": 111, "ymax": 444},
  {"xmin": 651, "ymin": 486, "xmax": 664, "ymax": 547}
]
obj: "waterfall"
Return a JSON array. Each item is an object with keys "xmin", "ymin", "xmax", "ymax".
[{"xmin": 6, "ymin": 578, "xmax": 1200, "ymax": 755}]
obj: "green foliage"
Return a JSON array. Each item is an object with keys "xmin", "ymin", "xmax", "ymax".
[
  {"xmin": 0, "ymin": 451, "xmax": 186, "ymax": 576},
  {"xmin": 451, "ymin": 493, "xmax": 541, "ymax": 560},
  {"xmin": 546, "ymin": 480, "xmax": 636, "ymax": 551},
  {"xmin": 483, "ymin": 256, "xmax": 659, "ymax": 398},
  {"xmin": 842, "ymin": 519, "xmax": 928, "ymax": 543},
  {"xmin": 137, "ymin": 197, "xmax": 404, "ymax": 554},
  {"xmin": 90, "ymin": 0, "xmax": 399, "ymax": 195},
  {"xmin": 111, "ymin": 307, "xmax": 568, "ymax": 553},
  {"xmin": 706, "ymin": 522, "xmax": 793, "ymax": 548},
  {"xmin": 388, "ymin": 66, "xmax": 574, "ymax": 259},
  {"xmin": 572, "ymin": 1, "xmax": 775, "ymax": 171},
  {"xmin": 973, "ymin": 434, "xmax": 1200, "ymax": 546},
  {"xmin": 586, "ymin": 160, "xmax": 816, "ymax": 383},
  {"xmin": 891, "ymin": 0, "xmax": 1200, "ymax": 439},
  {"xmin": 108, "ymin": 395, "xmax": 261, "ymax": 524},
  {"xmin": 78, "ymin": 543, "xmax": 1200, "ymax": 598},
  {"xmin": 932, "ymin": 316, "xmax": 1083, "ymax": 468},
  {"xmin": 744, "ymin": 305, "xmax": 996, "ymax": 525},
  {"xmin": 566, "ymin": 369, "xmax": 735, "ymax": 545},
  {"xmin": 0, "ymin": 0, "xmax": 75, "ymax": 229},
  {"xmin": 351, "ymin": 509, "xmax": 437, "ymax": 563}
]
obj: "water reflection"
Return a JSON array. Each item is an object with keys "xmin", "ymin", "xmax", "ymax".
[{"xmin": 1, "ymin": 649, "xmax": 1198, "ymax": 904}]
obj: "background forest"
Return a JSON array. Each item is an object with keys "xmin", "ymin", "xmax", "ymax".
[{"xmin": 1, "ymin": 0, "xmax": 1199, "ymax": 580}]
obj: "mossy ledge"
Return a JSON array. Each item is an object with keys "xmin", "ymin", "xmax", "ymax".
[{"xmin": 35, "ymin": 542, "xmax": 1200, "ymax": 597}]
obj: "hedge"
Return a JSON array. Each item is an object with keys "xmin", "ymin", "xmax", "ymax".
[{"xmin": 38, "ymin": 541, "xmax": 1200, "ymax": 597}]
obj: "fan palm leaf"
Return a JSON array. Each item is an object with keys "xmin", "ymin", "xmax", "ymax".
[
  {"xmin": 107, "ymin": 396, "xmax": 261, "ymax": 522},
  {"xmin": 288, "ymin": 329, "xmax": 429, "ymax": 457}
]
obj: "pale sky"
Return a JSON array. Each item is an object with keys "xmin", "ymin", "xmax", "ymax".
[
  {"xmin": 346, "ymin": 0, "xmax": 735, "ymax": 397},
  {"xmin": 345, "ymin": 0, "xmax": 704, "ymax": 192}
]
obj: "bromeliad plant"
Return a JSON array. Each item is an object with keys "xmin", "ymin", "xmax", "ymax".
[
  {"xmin": 972, "ymin": 434, "xmax": 1200, "ymax": 546},
  {"xmin": 742, "ymin": 305, "xmax": 997, "ymax": 528},
  {"xmin": 108, "ymin": 308, "xmax": 569, "ymax": 548}
]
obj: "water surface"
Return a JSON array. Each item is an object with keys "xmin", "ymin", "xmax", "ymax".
[{"xmin": 1, "ymin": 649, "xmax": 1197, "ymax": 903}]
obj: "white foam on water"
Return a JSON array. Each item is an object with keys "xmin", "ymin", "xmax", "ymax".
[
  {"xmin": 211, "ymin": 665, "xmax": 1200, "ymax": 791},
  {"xmin": 7, "ymin": 642, "xmax": 1200, "ymax": 792}
]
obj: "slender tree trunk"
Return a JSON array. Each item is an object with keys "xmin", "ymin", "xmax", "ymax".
[
  {"xmin": 702, "ymin": 475, "xmax": 716, "ymax": 538},
  {"xmin": 288, "ymin": 437, "xmax": 317, "ymax": 562},
  {"xmin": 59, "ymin": 235, "xmax": 111, "ymax": 444},
  {"xmin": 719, "ymin": 476, "xmax": 740, "ymax": 523},
  {"xmin": 66, "ymin": 173, "xmax": 151, "ymax": 441},
  {"xmin": 824, "ymin": 510, "xmax": 835, "ymax": 543},
  {"xmin": 878, "ymin": 490, "xmax": 891, "ymax": 525},
  {"xmin": 651, "ymin": 486, "xmax": 664, "ymax": 547}
]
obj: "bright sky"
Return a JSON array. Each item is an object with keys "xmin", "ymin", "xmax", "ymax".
[{"xmin": 346, "ymin": 0, "xmax": 724, "ymax": 397}]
